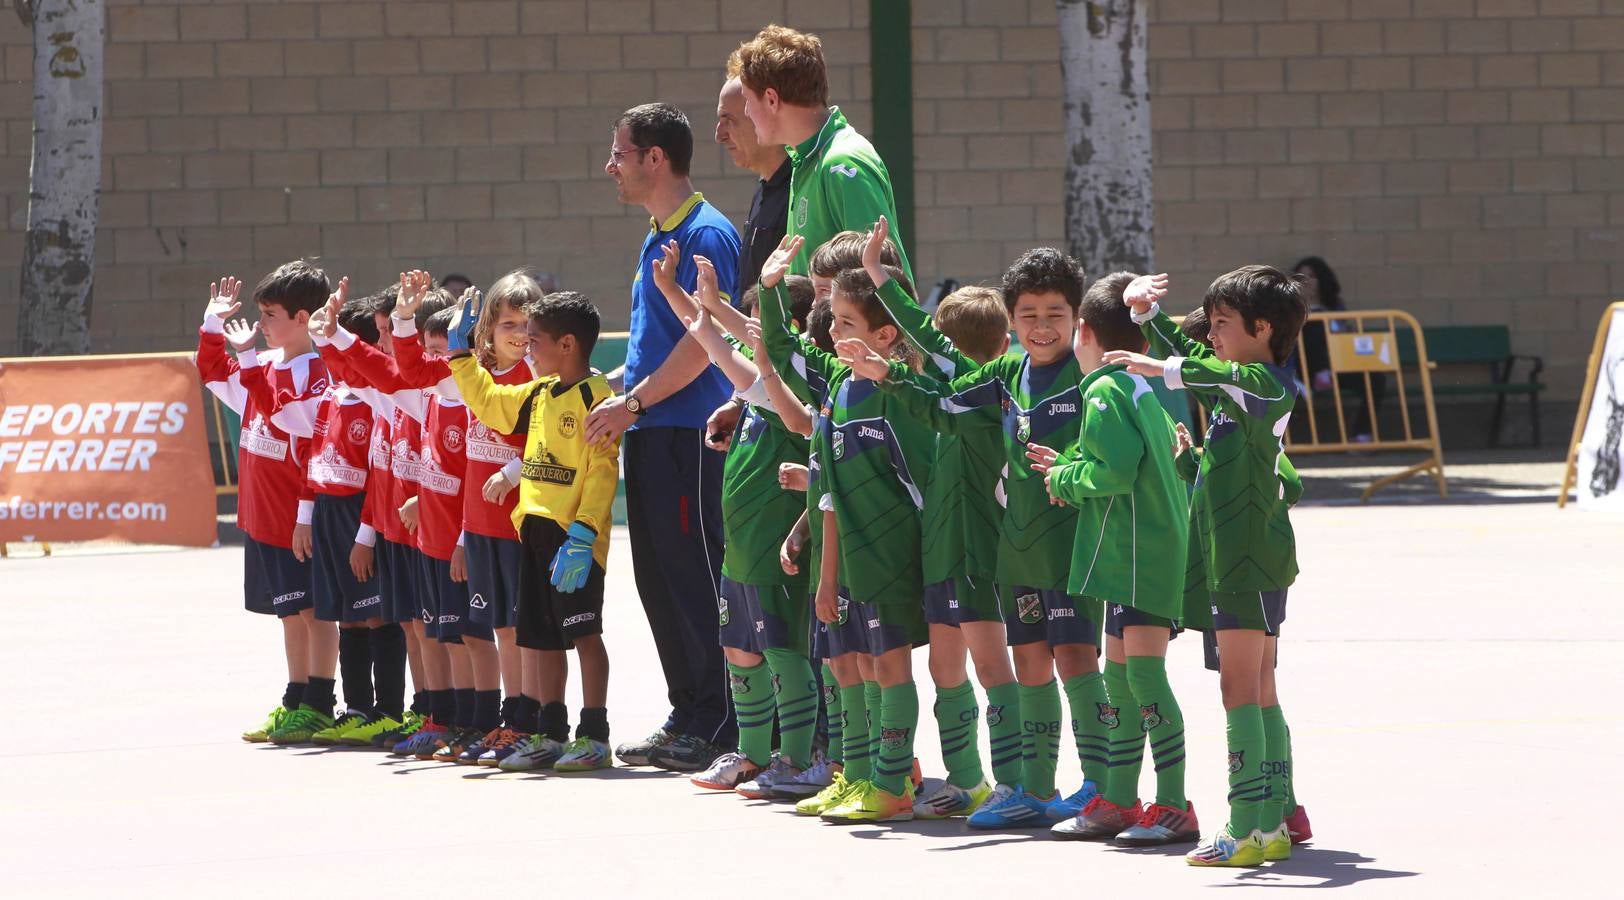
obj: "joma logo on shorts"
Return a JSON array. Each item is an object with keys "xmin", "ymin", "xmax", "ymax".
[{"xmin": 1048, "ymin": 607, "xmax": 1074, "ymax": 620}]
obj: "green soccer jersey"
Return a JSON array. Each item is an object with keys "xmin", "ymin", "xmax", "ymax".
[
  {"xmin": 721, "ymin": 395, "xmax": 810, "ymax": 587},
  {"xmin": 1140, "ymin": 307, "xmax": 1299, "ymax": 591},
  {"xmin": 878, "ymin": 349, "xmax": 1092, "ymax": 592},
  {"xmin": 784, "ymin": 107, "xmax": 913, "ymax": 284},
  {"xmin": 1046, "ymin": 365, "xmax": 1190, "ymax": 620},
  {"xmin": 760, "ymin": 280, "xmax": 933, "ymax": 607},
  {"xmin": 870, "ymin": 278, "xmax": 1002, "ymax": 585}
]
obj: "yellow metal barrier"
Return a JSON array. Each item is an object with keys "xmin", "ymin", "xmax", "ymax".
[{"xmin": 1283, "ymin": 310, "xmax": 1448, "ymax": 502}]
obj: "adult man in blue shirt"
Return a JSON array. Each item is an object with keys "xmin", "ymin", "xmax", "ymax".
[{"xmin": 584, "ymin": 102, "xmax": 742, "ymax": 772}]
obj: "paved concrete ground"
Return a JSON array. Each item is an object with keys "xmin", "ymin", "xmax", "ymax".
[{"xmin": 4, "ymin": 500, "xmax": 1622, "ymax": 898}]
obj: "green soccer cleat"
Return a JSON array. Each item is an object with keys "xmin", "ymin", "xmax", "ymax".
[
  {"xmin": 1261, "ymin": 824, "xmax": 1292, "ymax": 861},
  {"xmin": 243, "ymin": 707, "xmax": 290, "ymax": 743},
  {"xmin": 795, "ymin": 772, "xmax": 857, "ymax": 817},
  {"xmin": 268, "ymin": 705, "xmax": 335, "ymax": 746},
  {"xmin": 341, "ymin": 712, "xmax": 404, "ymax": 747},
  {"xmin": 821, "ymin": 779, "xmax": 915, "ymax": 824},
  {"xmin": 371, "ymin": 711, "xmax": 423, "ymax": 749},
  {"xmin": 311, "ymin": 709, "xmax": 371, "ymax": 746},
  {"xmin": 554, "ymin": 737, "xmax": 612, "ymax": 773},
  {"xmin": 1186, "ymin": 825, "xmax": 1267, "ymax": 868}
]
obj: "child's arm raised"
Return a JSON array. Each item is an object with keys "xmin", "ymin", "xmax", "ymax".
[
  {"xmin": 863, "ymin": 215, "xmax": 973, "ymax": 380},
  {"xmin": 1103, "ymin": 346, "xmax": 1291, "ymax": 407},
  {"xmin": 838, "ymin": 337, "xmax": 1004, "ymax": 435},
  {"xmin": 679, "ymin": 305, "xmax": 761, "ymax": 393},
  {"xmin": 1173, "ymin": 422, "xmax": 1201, "ymax": 484},
  {"xmin": 1124, "ymin": 273, "xmax": 1210, "ymax": 363},
  {"xmin": 743, "ymin": 319, "xmax": 814, "ymax": 437},
  {"xmin": 757, "ymin": 234, "xmax": 840, "ymax": 409}
]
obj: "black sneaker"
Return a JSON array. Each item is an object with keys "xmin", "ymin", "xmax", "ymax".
[
  {"xmin": 615, "ymin": 727, "xmax": 677, "ymax": 767},
  {"xmin": 648, "ymin": 734, "xmax": 729, "ymax": 773}
]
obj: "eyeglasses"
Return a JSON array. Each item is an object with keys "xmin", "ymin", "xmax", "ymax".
[{"xmin": 608, "ymin": 146, "xmax": 648, "ymax": 166}]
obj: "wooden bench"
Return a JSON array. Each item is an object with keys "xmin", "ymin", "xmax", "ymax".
[{"xmin": 1397, "ymin": 325, "xmax": 1544, "ymax": 447}]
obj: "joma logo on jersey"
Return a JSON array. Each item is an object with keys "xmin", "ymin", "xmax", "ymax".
[
  {"xmin": 858, "ymin": 425, "xmax": 885, "ymax": 442},
  {"xmin": 1016, "ymin": 592, "xmax": 1042, "ymax": 624},
  {"xmin": 523, "ymin": 460, "xmax": 576, "ymax": 484},
  {"xmin": 830, "ymin": 163, "xmax": 860, "ymax": 178},
  {"xmin": 1049, "ymin": 402, "xmax": 1077, "ymax": 415}
]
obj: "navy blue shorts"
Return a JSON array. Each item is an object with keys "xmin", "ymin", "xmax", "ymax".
[
  {"xmin": 310, "ymin": 493, "xmax": 382, "ymax": 623},
  {"xmin": 517, "ymin": 516, "xmax": 605, "ymax": 651},
  {"xmin": 856, "ymin": 599, "xmax": 927, "ymax": 656},
  {"xmin": 1104, "ymin": 602, "xmax": 1180, "ymax": 640},
  {"xmin": 464, "ymin": 532, "xmax": 522, "ymax": 631},
  {"xmin": 1210, "ymin": 589, "xmax": 1288, "ymax": 636},
  {"xmin": 922, "ymin": 575, "xmax": 1001, "ymax": 627},
  {"xmin": 417, "ymin": 552, "xmax": 494, "ymax": 644},
  {"xmin": 999, "ymin": 585, "xmax": 1102, "ymax": 649},
  {"xmin": 243, "ymin": 535, "xmax": 311, "ymax": 618},
  {"xmin": 824, "ymin": 588, "xmax": 869, "ymax": 659},
  {"xmin": 376, "ymin": 538, "xmax": 420, "ymax": 625},
  {"xmin": 719, "ymin": 578, "xmax": 810, "ymax": 655}
]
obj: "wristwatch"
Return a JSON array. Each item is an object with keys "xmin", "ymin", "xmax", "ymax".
[{"xmin": 625, "ymin": 393, "xmax": 648, "ymax": 416}]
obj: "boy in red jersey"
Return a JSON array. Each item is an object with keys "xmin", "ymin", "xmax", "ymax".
[{"xmin": 197, "ymin": 262, "xmax": 333, "ymax": 743}]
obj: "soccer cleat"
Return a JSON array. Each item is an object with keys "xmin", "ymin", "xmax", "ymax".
[
  {"xmin": 690, "ymin": 751, "xmax": 762, "ymax": 791},
  {"xmin": 1045, "ymin": 779, "xmax": 1101, "ymax": 821},
  {"xmin": 403, "ymin": 719, "xmax": 451, "ymax": 759},
  {"xmin": 1186, "ymin": 826, "xmax": 1267, "ymax": 868},
  {"xmin": 477, "ymin": 729, "xmax": 528, "ymax": 767},
  {"xmin": 311, "ymin": 709, "xmax": 371, "ymax": 746},
  {"xmin": 1262, "ymin": 824, "xmax": 1292, "ymax": 861},
  {"xmin": 821, "ymin": 779, "xmax": 914, "ymax": 824},
  {"xmin": 268, "ymin": 705, "xmax": 335, "ymax": 745},
  {"xmin": 498, "ymin": 734, "xmax": 565, "ymax": 772},
  {"xmin": 555, "ymin": 737, "xmax": 612, "ymax": 773},
  {"xmin": 648, "ymin": 735, "xmax": 729, "ymax": 773},
  {"xmin": 341, "ymin": 712, "xmax": 404, "ymax": 747},
  {"xmin": 1051, "ymin": 795, "xmax": 1143, "ymax": 841},
  {"xmin": 458, "ymin": 727, "xmax": 512, "ymax": 765},
  {"xmin": 967, "ymin": 783, "xmax": 1057, "ymax": 829},
  {"xmin": 795, "ymin": 772, "xmax": 856, "ymax": 816},
  {"xmin": 372, "ymin": 711, "xmax": 422, "ymax": 749},
  {"xmin": 737, "ymin": 754, "xmax": 804, "ymax": 800},
  {"xmin": 1284, "ymin": 805, "xmax": 1313, "ymax": 844},
  {"xmin": 913, "ymin": 778, "xmax": 991, "ymax": 820},
  {"xmin": 243, "ymin": 707, "xmax": 289, "ymax": 743},
  {"xmin": 770, "ymin": 755, "xmax": 839, "ymax": 801},
  {"xmin": 392, "ymin": 716, "xmax": 444, "ymax": 756},
  {"xmin": 1115, "ymin": 801, "xmax": 1201, "ymax": 846},
  {"xmin": 430, "ymin": 727, "xmax": 482, "ymax": 763},
  {"xmin": 615, "ymin": 727, "xmax": 676, "ymax": 767}
]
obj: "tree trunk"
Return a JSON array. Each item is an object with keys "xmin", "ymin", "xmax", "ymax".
[
  {"xmin": 1058, "ymin": 0, "xmax": 1153, "ymax": 277},
  {"xmin": 17, "ymin": 0, "xmax": 103, "ymax": 357}
]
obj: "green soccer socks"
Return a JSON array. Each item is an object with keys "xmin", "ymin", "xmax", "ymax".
[
  {"xmin": 874, "ymin": 682, "xmax": 920, "ymax": 795},
  {"xmin": 1019, "ymin": 679, "xmax": 1063, "ymax": 798},
  {"xmin": 729, "ymin": 661, "xmax": 775, "ymax": 765},
  {"xmin": 1260, "ymin": 704, "xmax": 1291, "ymax": 831},
  {"xmin": 1102, "ymin": 660, "xmax": 1145, "ymax": 807},
  {"xmin": 1128, "ymin": 655, "xmax": 1187, "ymax": 810},
  {"xmin": 1063, "ymin": 671, "xmax": 1111, "ymax": 786},
  {"xmin": 765, "ymin": 647, "xmax": 819, "ymax": 765},
  {"xmin": 984, "ymin": 681, "xmax": 1023, "ymax": 786},
  {"xmin": 934, "ymin": 680, "xmax": 984, "ymax": 790},
  {"xmin": 839, "ymin": 683, "xmax": 872, "ymax": 780},
  {"xmin": 1226, "ymin": 704, "xmax": 1267, "ymax": 835}
]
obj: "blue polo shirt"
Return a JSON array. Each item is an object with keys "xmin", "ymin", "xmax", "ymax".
[{"xmin": 626, "ymin": 192, "xmax": 741, "ymax": 430}]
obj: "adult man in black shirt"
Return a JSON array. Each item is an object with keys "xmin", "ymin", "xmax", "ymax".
[{"xmin": 717, "ymin": 63, "xmax": 790, "ymax": 299}]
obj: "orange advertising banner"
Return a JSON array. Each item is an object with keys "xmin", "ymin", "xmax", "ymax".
[{"xmin": 0, "ymin": 354, "xmax": 218, "ymax": 546}]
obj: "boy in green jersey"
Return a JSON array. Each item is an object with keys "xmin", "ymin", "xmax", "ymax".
[
  {"xmin": 643, "ymin": 245, "xmax": 824, "ymax": 797},
  {"xmin": 1025, "ymin": 273, "xmax": 1201, "ymax": 846},
  {"xmin": 757, "ymin": 234, "xmax": 933, "ymax": 824},
  {"xmin": 1105, "ymin": 268, "xmax": 1308, "ymax": 868},
  {"xmin": 840, "ymin": 244, "xmax": 1112, "ymax": 829}
]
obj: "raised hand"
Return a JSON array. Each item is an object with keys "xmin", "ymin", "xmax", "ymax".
[
  {"xmin": 223, "ymin": 318, "xmax": 260, "ymax": 352},
  {"xmin": 393, "ymin": 270, "xmax": 432, "ymax": 321},
  {"xmin": 759, "ymin": 234, "xmax": 803, "ymax": 289},
  {"xmin": 694, "ymin": 255, "xmax": 721, "ymax": 310},
  {"xmin": 312, "ymin": 277, "xmax": 347, "ymax": 339},
  {"xmin": 744, "ymin": 319, "xmax": 768, "ymax": 360},
  {"xmin": 1173, "ymin": 421, "xmax": 1194, "ymax": 459},
  {"xmin": 1123, "ymin": 273, "xmax": 1169, "ymax": 313},
  {"xmin": 1102, "ymin": 348, "xmax": 1165, "ymax": 378},
  {"xmin": 1025, "ymin": 442, "xmax": 1059, "ymax": 474},
  {"xmin": 862, "ymin": 215, "xmax": 890, "ymax": 281},
  {"xmin": 447, "ymin": 286, "xmax": 483, "ymax": 352},
  {"xmin": 651, "ymin": 240, "xmax": 680, "ymax": 293},
  {"xmin": 205, "ymin": 276, "xmax": 243, "ymax": 321},
  {"xmin": 834, "ymin": 337, "xmax": 891, "ymax": 382}
]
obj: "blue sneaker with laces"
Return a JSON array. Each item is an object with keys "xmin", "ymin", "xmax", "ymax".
[
  {"xmin": 1045, "ymin": 779, "xmax": 1100, "ymax": 821},
  {"xmin": 967, "ymin": 783, "xmax": 1057, "ymax": 829}
]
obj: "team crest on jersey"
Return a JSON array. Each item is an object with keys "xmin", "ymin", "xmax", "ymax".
[
  {"xmin": 1139, "ymin": 703, "xmax": 1162, "ymax": 731},
  {"xmin": 559, "ymin": 412, "xmax": 578, "ymax": 439},
  {"xmin": 1016, "ymin": 592, "xmax": 1041, "ymax": 625},
  {"xmin": 879, "ymin": 727, "xmax": 910, "ymax": 749},
  {"xmin": 794, "ymin": 196, "xmax": 809, "ymax": 228},
  {"xmin": 717, "ymin": 595, "xmax": 730, "ymax": 626},
  {"xmin": 443, "ymin": 425, "xmax": 464, "ymax": 453},
  {"xmin": 985, "ymin": 704, "xmax": 1005, "ymax": 727},
  {"xmin": 469, "ymin": 593, "xmax": 487, "ymax": 610},
  {"xmin": 346, "ymin": 419, "xmax": 370, "ymax": 444},
  {"xmin": 1015, "ymin": 414, "xmax": 1031, "ymax": 443},
  {"xmin": 1227, "ymin": 750, "xmax": 1245, "ymax": 774},
  {"xmin": 832, "ymin": 430, "xmax": 845, "ymax": 460},
  {"xmin": 1097, "ymin": 702, "xmax": 1119, "ymax": 728}
]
